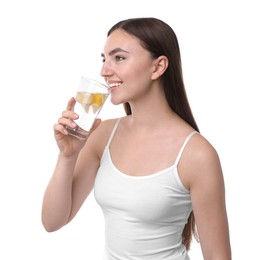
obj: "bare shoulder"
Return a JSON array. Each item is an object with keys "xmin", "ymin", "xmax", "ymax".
[
  {"xmin": 178, "ymin": 132, "xmax": 223, "ymax": 190},
  {"xmin": 190, "ymin": 133, "xmax": 220, "ymax": 166},
  {"xmin": 84, "ymin": 117, "xmax": 122, "ymax": 157},
  {"xmin": 92, "ymin": 117, "xmax": 120, "ymax": 138}
]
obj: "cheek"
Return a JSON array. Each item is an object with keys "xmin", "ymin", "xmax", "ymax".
[{"xmin": 125, "ymin": 62, "xmax": 153, "ymax": 84}]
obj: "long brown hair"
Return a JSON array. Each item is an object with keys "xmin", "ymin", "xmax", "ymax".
[{"xmin": 107, "ymin": 17, "xmax": 199, "ymax": 250}]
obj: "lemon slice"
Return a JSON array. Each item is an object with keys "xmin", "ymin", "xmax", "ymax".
[
  {"xmin": 76, "ymin": 92, "xmax": 92, "ymax": 112},
  {"xmin": 76, "ymin": 92, "xmax": 108, "ymax": 113},
  {"xmin": 91, "ymin": 93, "xmax": 103, "ymax": 113}
]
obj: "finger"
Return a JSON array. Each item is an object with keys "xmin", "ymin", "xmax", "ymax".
[
  {"xmin": 54, "ymin": 123, "xmax": 68, "ymax": 136},
  {"xmin": 58, "ymin": 116, "xmax": 77, "ymax": 129},
  {"xmin": 66, "ymin": 97, "xmax": 76, "ymax": 111},
  {"xmin": 61, "ymin": 110, "xmax": 79, "ymax": 121}
]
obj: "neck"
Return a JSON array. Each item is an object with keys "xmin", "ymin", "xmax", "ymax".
[{"xmin": 126, "ymin": 91, "xmax": 178, "ymax": 130}]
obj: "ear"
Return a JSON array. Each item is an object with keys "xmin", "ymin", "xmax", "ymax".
[{"xmin": 151, "ymin": 55, "xmax": 168, "ymax": 80}]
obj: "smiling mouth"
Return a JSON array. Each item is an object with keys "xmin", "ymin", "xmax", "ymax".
[{"xmin": 108, "ymin": 82, "xmax": 122, "ymax": 90}]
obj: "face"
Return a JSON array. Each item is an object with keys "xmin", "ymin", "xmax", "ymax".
[{"xmin": 100, "ymin": 29, "xmax": 157, "ymax": 105}]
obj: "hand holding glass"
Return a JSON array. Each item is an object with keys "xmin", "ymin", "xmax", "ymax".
[{"xmin": 66, "ymin": 77, "xmax": 109, "ymax": 139}]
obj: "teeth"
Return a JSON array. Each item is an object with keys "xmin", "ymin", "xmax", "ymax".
[{"xmin": 108, "ymin": 83, "xmax": 122, "ymax": 87}]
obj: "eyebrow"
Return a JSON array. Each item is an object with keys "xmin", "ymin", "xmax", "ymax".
[{"xmin": 101, "ymin": 48, "xmax": 129, "ymax": 58}]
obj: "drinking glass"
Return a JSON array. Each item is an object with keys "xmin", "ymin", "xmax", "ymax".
[{"xmin": 66, "ymin": 76, "xmax": 109, "ymax": 139}]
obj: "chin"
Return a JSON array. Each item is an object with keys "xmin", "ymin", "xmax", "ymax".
[{"xmin": 110, "ymin": 96, "xmax": 125, "ymax": 106}]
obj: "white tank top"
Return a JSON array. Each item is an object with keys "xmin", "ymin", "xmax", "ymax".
[{"xmin": 94, "ymin": 118, "xmax": 198, "ymax": 260}]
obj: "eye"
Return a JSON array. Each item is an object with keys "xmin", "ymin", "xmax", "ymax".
[
  {"xmin": 101, "ymin": 54, "xmax": 106, "ymax": 63},
  {"xmin": 115, "ymin": 55, "xmax": 125, "ymax": 62}
]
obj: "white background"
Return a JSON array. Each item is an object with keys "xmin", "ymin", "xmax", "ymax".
[{"xmin": 0, "ymin": 0, "xmax": 271, "ymax": 259}]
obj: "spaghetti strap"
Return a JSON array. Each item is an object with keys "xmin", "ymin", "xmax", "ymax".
[
  {"xmin": 106, "ymin": 118, "xmax": 122, "ymax": 148},
  {"xmin": 174, "ymin": 131, "xmax": 198, "ymax": 166}
]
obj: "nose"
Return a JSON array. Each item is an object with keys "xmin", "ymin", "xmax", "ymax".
[{"xmin": 100, "ymin": 61, "xmax": 114, "ymax": 79}]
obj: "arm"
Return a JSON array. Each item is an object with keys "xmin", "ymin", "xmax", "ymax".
[
  {"xmin": 41, "ymin": 98, "xmax": 103, "ymax": 232},
  {"xmin": 41, "ymin": 138, "xmax": 100, "ymax": 232},
  {"xmin": 180, "ymin": 134, "xmax": 232, "ymax": 260}
]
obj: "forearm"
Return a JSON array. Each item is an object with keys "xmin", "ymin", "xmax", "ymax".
[{"xmin": 41, "ymin": 153, "xmax": 78, "ymax": 232}]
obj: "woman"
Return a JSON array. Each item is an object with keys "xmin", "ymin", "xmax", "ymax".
[{"xmin": 42, "ymin": 17, "xmax": 231, "ymax": 259}]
